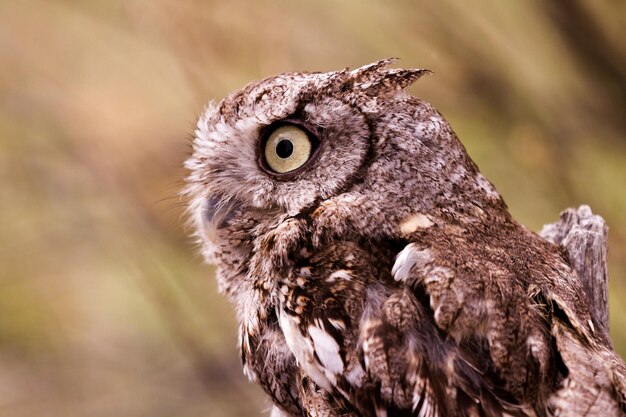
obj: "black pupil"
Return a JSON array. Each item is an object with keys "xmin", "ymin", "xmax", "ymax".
[{"xmin": 276, "ymin": 139, "xmax": 294, "ymax": 159}]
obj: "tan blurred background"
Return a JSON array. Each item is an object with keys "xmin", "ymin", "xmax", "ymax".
[{"xmin": 0, "ymin": 1, "xmax": 624, "ymax": 416}]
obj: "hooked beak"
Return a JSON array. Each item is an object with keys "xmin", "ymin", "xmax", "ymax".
[{"xmin": 202, "ymin": 196, "xmax": 238, "ymax": 241}]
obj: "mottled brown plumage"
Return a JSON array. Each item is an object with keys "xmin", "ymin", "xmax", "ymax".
[{"xmin": 184, "ymin": 59, "xmax": 626, "ymax": 416}]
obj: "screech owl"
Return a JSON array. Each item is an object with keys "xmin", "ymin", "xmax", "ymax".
[{"xmin": 184, "ymin": 60, "xmax": 626, "ymax": 417}]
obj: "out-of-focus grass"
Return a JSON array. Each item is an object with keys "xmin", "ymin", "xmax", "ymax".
[{"xmin": 0, "ymin": 1, "xmax": 624, "ymax": 415}]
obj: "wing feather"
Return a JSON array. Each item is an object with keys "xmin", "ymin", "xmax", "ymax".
[{"xmin": 277, "ymin": 241, "xmax": 531, "ymax": 416}]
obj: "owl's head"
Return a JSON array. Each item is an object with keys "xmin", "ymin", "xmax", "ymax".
[{"xmin": 185, "ymin": 59, "xmax": 505, "ymax": 286}]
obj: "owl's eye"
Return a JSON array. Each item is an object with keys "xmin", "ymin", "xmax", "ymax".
[{"xmin": 262, "ymin": 124, "xmax": 316, "ymax": 174}]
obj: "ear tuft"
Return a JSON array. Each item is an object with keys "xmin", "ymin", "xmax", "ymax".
[
  {"xmin": 350, "ymin": 58, "xmax": 399, "ymax": 77},
  {"xmin": 345, "ymin": 59, "xmax": 431, "ymax": 96},
  {"xmin": 368, "ymin": 68, "xmax": 431, "ymax": 96}
]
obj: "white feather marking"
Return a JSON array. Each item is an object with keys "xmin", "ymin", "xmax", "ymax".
[
  {"xmin": 399, "ymin": 213, "xmax": 434, "ymax": 234},
  {"xmin": 412, "ymin": 383, "xmax": 438, "ymax": 417},
  {"xmin": 417, "ymin": 395, "xmax": 433, "ymax": 417},
  {"xmin": 412, "ymin": 389, "xmax": 422, "ymax": 412},
  {"xmin": 345, "ymin": 363, "xmax": 366, "ymax": 386},
  {"xmin": 278, "ymin": 311, "xmax": 332, "ymax": 390},
  {"xmin": 308, "ymin": 325, "xmax": 344, "ymax": 374},
  {"xmin": 392, "ymin": 243, "xmax": 416, "ymax": 280},
  {"xmin": 328, "ymin": 318, "xmax": 346, "ymax": 330},
  {"xmin": 363, "ymin": 347, "xmax": 370, "ymax": 369},
  {"xmin": 327, "ymin": 269, "xmax": 352, "ymax": 282},
  {"xmin": 392, "ymin": 244, "xmax": 433, "ymax": 283}
]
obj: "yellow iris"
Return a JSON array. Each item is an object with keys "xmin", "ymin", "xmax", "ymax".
[{"xmin": 264, "ymin": 125, "xmax": 312, "ymax": 173}]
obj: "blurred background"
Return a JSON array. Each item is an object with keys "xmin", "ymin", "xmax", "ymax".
[{"xmin": 0, "ymin": 1, "xmax": 624, "ymax": 416}]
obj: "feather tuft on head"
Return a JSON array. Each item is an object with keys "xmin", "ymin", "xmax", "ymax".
[{"xmin": 344, "ymin": 59, "xmax": 431, "ymax": 97}]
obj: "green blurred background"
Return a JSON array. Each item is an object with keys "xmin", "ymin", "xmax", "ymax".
[{"xmin": 0, "ymin": 1, "xmax": 624, "ymax": 416}]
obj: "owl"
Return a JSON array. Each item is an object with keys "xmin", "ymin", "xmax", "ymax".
[{"xmin": 184, "ymin": 60, "xmax": 626, "ymax": 417}]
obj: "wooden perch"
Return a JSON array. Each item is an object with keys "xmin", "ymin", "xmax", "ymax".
[{"xmin": 540, "ymin": 205, "xmax": 609, "ymax": 331}]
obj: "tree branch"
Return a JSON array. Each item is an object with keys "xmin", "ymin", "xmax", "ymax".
[{"xmin": 540, "ymin": 205, "xmax": 609, "ymax": 331}]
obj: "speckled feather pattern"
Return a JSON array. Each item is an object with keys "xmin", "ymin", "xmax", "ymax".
[{"xmin": 184, "ymin": 60, "xmax": 626, "ymax": 417}]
